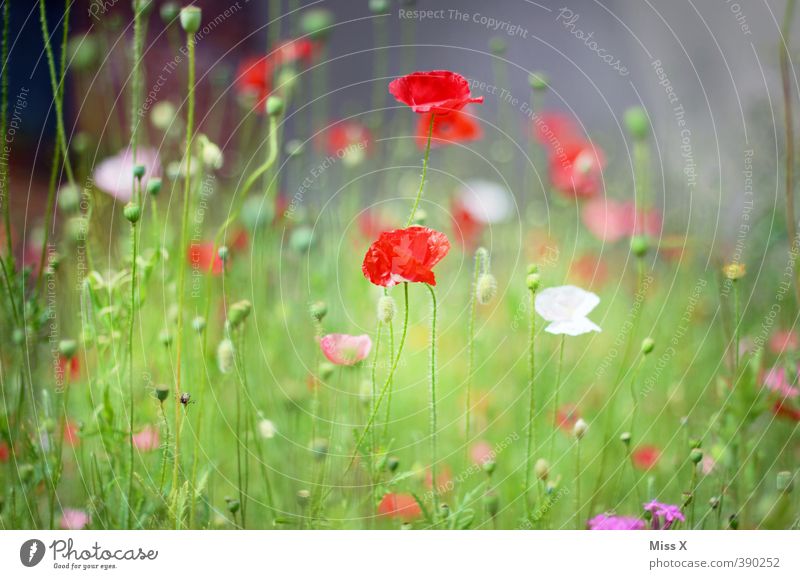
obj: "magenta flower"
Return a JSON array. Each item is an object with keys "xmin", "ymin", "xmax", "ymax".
[
  {"xmin": 762, "ymin": 366, "xmax": 800, "ymax": 399},
  {"xmin": 643, "ymin": 500, "xmax": 685, "ymax": 529},
  {"xmin": 93, "ymin": 147, "xmax": 161, "ymax": 202},
  {"xmin": 132, "ymin": 425, "xmax": 160, "ymax": 452},
  {"xmin": 319, "ymin": 334, "xmax": 372, "ymax": 366},
  {"xmin": 60, "ymin": 508, "xmax": 91, "ymax": 530},
  {"xmin": 588, "ymin": 513, "xmax": 646, "ymax": 530}
]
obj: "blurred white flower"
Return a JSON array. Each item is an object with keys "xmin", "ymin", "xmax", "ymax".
[
  {"xmin": 534, "ymin": 285, "xmax": 601, "ymax": 336},
  {"xmin": 258, "ymin": 418, "xmax": 277, "ymax": 439},
  {"xmin": 458, "ymin": 179, "xmax": 513, "ymax": 224}
]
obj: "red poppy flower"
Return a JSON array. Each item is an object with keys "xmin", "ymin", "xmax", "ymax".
[
  {"xmin": 362, "ymin": 226, "xmax": 450, "ymax": 287},
  {"xmin": 323, "ymin": 120, "xmax": 372, "ymax": 158},
  {"xmin": 470, "ymin": 441, "xmax": 494, "ymax": 466},
  {"xmin": 417, "ymin": 108, "xmax": 482, "ymax": 148},
  {"xmin": 63, "ymin": 420, "xmax": 80, "ymax": 448},
  {"xmin": 377, "ymin": 493, "xmax": 422, "ymax": 521},
  {"xmin": 770, "ymin": 330, "xmax": 800, "ymax": 355},
  {"xmin": 0, "ymin": 441, "xmax": 9, "ymax": 462},
  {"xmin": 188, "ymin": 242, "xmax": 224, "ymax": 276},
  {"xmin": 569, "ymin": 253, "xmax": 608, "ymax": 288},
  {"xmin": 773, "ymin": 400, "xmax": 800, "ymax": 422},
  {"xmin": 357, "ymin": 210, "xmax": 394, "ymax": 242},
  {"xmin": 55, "ymin": 356, "xmax": 80, "ymax": 382},
  {"xmin": 236, "ymin": 55, "xmax": 272, "ymax": 106},
  {"xmin": 389, "ymin": 70, "xmax": 483, "ymax": 115},
  {"xmin": 549, "ymin": 140, "xmax": 605, "ymax": 199},
  {"xmin": 451, "ymin": 197, "xmax": 483, "ymax": 250},
  {"xmin": 555, "ymin": 404, "xmax": 580, "ymax": 432},
  {"xmin": 632, "ymin": 445, "xmax": 661, "ymax": 470},
  {"xmin": 271, "ymin": 38, "xmax": 318, "ymax": 66}
]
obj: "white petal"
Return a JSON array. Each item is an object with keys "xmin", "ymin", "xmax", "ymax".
[
  {"xmin": 459, "ymin": 179, "xmax": 513, "ymax": 224},
  {"xmin": 544, "ymin": 317, "xmax": 601, "ymax": 336}
]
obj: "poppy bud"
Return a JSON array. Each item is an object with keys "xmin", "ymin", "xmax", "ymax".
[
  {"xmin": 311, "ymin": 438, "xmax": 329, "ymax": 460},
  {"xmin": 160, "ymin": 2, "xmax": 179, "ymax": 23},
  {"xmin": 201, "ymin": 139, "xmax": 224, "ymax": 170},
  {"xmin": 709, "ymin": 496, "xmax": 720, "ymax": 509},
  {"xmin": 67, "ymin": 34, "xmax": 99, "ymax": 71},
  {"xmin": 624, "ymin": 106, "xmax": 650, "ymax": 140},
  {"xmin": 258, "ymin": 418, "xmax": 277, "ymax": 439},
  {"xmin": 777, "ymin": 471, "xmax": 794, "ymax": 493},
  {"xmin": 526, "ymin": 272, "xmax": 541, "ymax": 291},
  {"xmin": 689, "ymin": 448, "xmax": 703, "ymax": 464},
  {"xmin": 285, "ymin": 139, "xmax": 304, "ymax": 158},
  {"xmin": 192, "ymin": 316, "xmax": 206, "ymax": 333},
  {"xmin": 217, "ymin": 339, "xmax": 235, "ymax": 373},
  {"xmin": 217, "ymin": 245, "xmax": 229, "ymax": 262},
  {"xmin": 151, "ymin": 101, "xmax": 177, "ymax": 130},
  {"xmin": 179, "ymin": 6, "xmax": 202, "ymax": 33},
  {"xmin": 132, "ymin": 164, "xmax": 146, "ymax": 180},
  {"xmin": 728, "ymin": 514, "xmax": 739, "ymax": 530},
  {"xmin": 228, "ymin": 300, "xmax": 252, "ymax": 327},
  {"xmin": 527, "ymin": 263, "xmax": 539, "ymax": 274},
  {"xmin": 296, "ymin": 489, "xmax": 311, "ymax": 506},
  {"xmin": 489, "ymin": 37, "xmax": 507, "ymax": 55},
  {"xmin": 534, "ymin": 458, "xmax": 549, "ymax": 480},
  {"xmin": 159, "ymin": 329, "xmax": 173, "ymax": 346},
  {"xmin": 573, "ymin": 418, "xmax": 588, "ymax": 439},
  {"xmin": 146, "ymin": 178, "xmax": 162, "ymax": 197},
  {"xmin": 310, "ymin": 301, "xmax": 328, "ymax": 322},
  {"xmin": 641, "ymin": 337, "xmax": 655, "ymax": 355},
  {"xmin": 412, "ymin": 209, "xmax": 427, "ymax": 226},
  {"xmin": 620, "ymin": 431, "xmax": 631, "ymax": 445},
  {"xmin": 58, "ymin": 184, "xmax": 81, "ymax": 214},
  {"xmin": 123, "ymin": 203, "xmax": 141, "ymax": 224},
  {"xmin": 528, "ymin": 72, "xmax": 549, "ymax": 91},
  {"xmin": 368, "ymin": 0, "xmax": 390, "ymax": 14},
  {"xmin": 630, "ymin": 235, "xmax": 649, "ymax": 258},
  {"xmin": 386, "ymin": 456, "xmax": 400, "ymax": 472},
  {"xmin": 299, "ymin": 8, "xmax": 334, "ymax": 40},
  {"xmin": 290, "ymin": 226, "xmax": 314, "ymax": 252},
  {"xmin": 377, "ymin": 295, "xmax": 396, "ymax": 323},
  {"xmin": 484, "ymin": 491, "xmax": 500, "ymax": 517},
  {"xmin": 225, "ymin": 497, "xmax": 240, "ymax": 513},
  {"xmin": 59, "ymin": 339, "xmax": 78, "ymax": 359},
  {"xmin": 266, "ymin": 95, "xmax": 284, "ymax": 117},
  {"xmin": 155, "ymin": 385, "xmax": 169, "ymax": 402},
  {"xmin": 689, "ymin": 438, "xmax": 701, "ymax": 449},
  {"xmin": 318, "ymin": 362, "xmax": 334, "ymax": 381},
  {"xmin": 438, "ymin": 503, "xmax": 450, "ymax": 519},
  {"xmin": 483, "ymin": 460, "xmax": 496, "ymax": 475},
  {"xmin": 476, "ymin": 273, "xmax": 497, "ymax": 305}
]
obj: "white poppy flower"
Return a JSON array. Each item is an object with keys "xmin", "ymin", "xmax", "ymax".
[
  {"xmin": 534, "ymin": 285, "xmax": 601, "ymax": 336},
  {"xmin": 458, "ymin": 179, "xmax": 513, "ymax": 223}
]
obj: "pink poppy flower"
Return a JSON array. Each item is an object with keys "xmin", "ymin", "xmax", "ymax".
[
  {"xmin": 60, "ymin": 508, "xmax": 91, "ymax": 530},
  {"xmin": 769, "ymin": 330, "xmax": 799, "ymax": 354},
  {"xmin": 319, "ymin": 334, "xmax": 372, "ymax": 366},
  {"xmin": 93, "ymin": 147, "xmax": 161, "ymax": 202},
  {"xmin": 132, "ymin": 426, "xmax": 160, "ymax": 452},
  {"xmin": 582, "ymin": 199, "xmax": 662, "ymax": 242},
  {"xmin": 470, "ymin": 440, "xmax": 494, "ymax": 466},
  {"xmin": 762, "ymin": 366, "xmax": 800, "ymax": 399},
  {"xmin": 701, "ymin": 455, "xmax": 715, "ymax": 475}
]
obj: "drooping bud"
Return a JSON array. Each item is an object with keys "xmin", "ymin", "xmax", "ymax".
[
  {"xmin": 620, "ymin": 431, "xmax": 631, "ymax": 445},
  {"xmin": 217, "ymin": 338, "xmax": 235, "ymax": 373},
  {"xmin": 573, "ymin": 418, "xmax": 588, "ymax": 440},
  {"xmin": 59, "ymin": 339, "xmax": 78, "ymax": 359},
  {"xmin": 534, "ymin": 458, "xmax": 549, "ymax": 480},
  {"xmin": 228, "ymin": 300, "xmax": 252, "ymax": 328},
  {"xmin": 482, "ymin": 460, "xmax": 496, "ymax": 476},
  {"xmin": 377, "ymin": 295, "xmax": 396, "ymax": 324},
  {"xmin": 179, "ymin": 5, "xmax": 202, "ymax": 33},
  {"xmin": 641, "ymin": 337, "xmax": 655, "ymax": 355},
  {"xmin": 386, "ymin": 456, "xmax": 400, "ymax": 472},
  {"xmin": 225, "ymin": 497, "xmax": 240, "ymax": 514},
  {"xmin": 309, "ymin": 301, "xmax": 328, "ymax": 323},
  {"xmin": 476, "ymin": 273, "xmax": 497, "ymax": 305}
]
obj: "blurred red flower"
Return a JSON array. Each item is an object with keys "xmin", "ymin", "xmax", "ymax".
[
  {"xmin": 188, "ymin": 242, "xmax": 224, "ymax": 276},
  {"xmin": 556, "ymin": 404, "xmax": 580, "ymax": 432},
  {"xmin": 377, "ymin": 493, "xmax": 422, "ymax": 521},
  {"xmin": 582, "ymin": 199, "xmax": 662, "ymax": 242},
  {"xmin": 417, "ymin": 108, "xmax": 482, "ymax": 148},
  {"xmin": 769, "ymin": 330, "xmax": 799, "ymax": 355},
  {"xmin": 389, "ymin": 70, "xmax": 483, "ymax": 115},
  {"xmin": 0, "ymin": 441, "xmax": 9, "ymax": 462},
  {"xmin": 323, "ymin": 120, "xmax": 372, "ymax": 157},
  {"xmin": 632, "ymin": 445, "xmax": 661, "ymax": 470},
  {"xmin": 63, "ymin": 420, "xmax": 80, "ymax": 448},
  {"xmin": 569, "ymin": 253, "xmax": 608, "ymax": 288},
  {"xmin": 470, "ymin": 440, "xmax": 494, "ymax": 466},
  {"xmin": 424, "ymin": 465, "xmax": 453, "ymax": 492},
  {"xmin": 451, "ymin": 197, "xmax": 483, "ymax": 250},
  {"xmin": 362, "ymin": 226, "xmax": 450, "ymax": 287},
  {"xmin": 236, "ymin": 38, "xmax": 318, "ymax": 109},
  {"xmin": 56, "ymin": 356, "xmax": 80, "ymax": 382},
  {"xmin": 773, "ymin": 400, "xmax": 800, "ymax": 422}
]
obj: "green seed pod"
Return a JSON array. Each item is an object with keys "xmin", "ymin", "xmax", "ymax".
[
  {"xmin": 155, "ymin": 385, "xmax": 169, "ymax": 402},
  {"xmin": 310, "ymin": 438, "xmax": 329, "ymax": 460},
  {"xmin": 146, "ymin": 178, "xmax": 162, "ymax": 197},
  {"xmin": 377, "ymin": 295, "xmax": 396, "ymax": 323},
  {"xmin": 265, "ymin": 95, "xmax": 284, "ymax": 117},
  {"xmin": 67, "ymin": 34, "xmax": 99, "ymax": 71},
  {"xmin": 482, "ymin": 459, "xmax": 496, "ymax": 475},
  {"xmin": 132, "ymin": 164, "xmax": 146, "ymax": 180},
  {"xmin": 159, "ymin": 329, "xmax": 173, "ymax": 346},
  {"xmin": 318, "ymin": 362, "xmax": 335, "ymax": 381},
  {"xmin": 526, "ymin": 272, "xmax": 541, "ymax": 291},
  {"xmin": 641, "ymin": 337, "xmax": 655, "ymax": 355},
  {"xmin": 573, "ymin": 418, "xmax": 588, "ymax": 440},
  {"xmin": 476, "ymin": 273, "xmax": 497, "ymax": 305},
  {"xmin": 296, "ymin": 489, "xmax": 311, "ymax": 506},
  {"xmin": 299, "ymin": 8, "xmax": 334, "ymax": 40},
  {"xmin": 123, "ymin": 203, "xmax": 142, "ymax": 224},
  {"xmin": 228, "ymin": 300, "xmax": 252, "ymax": 327},
  {"xmin": 527, "ymin": 263, "xmax": 539, "ymax": 274},
  {"xmin": 489, "ymin": 36, "xmax": 506, "ymax": 55},
  {"xmin": 630, "ymin": 235, "xmax": 649, "ymax": 258},
  {"xmin": 386, "ymin": 456, "xmax": 400, "ymax": 473},
  {"xmin": 160, "ymin": 1, "xmax": 179, "ymax": 23},
  {"xmin": 58, "ymin": 184, "xmax": 81, "ymax": 214},
  {"xmin": 620, "ymin": 431, "xmax": 632, "ymax": 445},
  {"xmin": 689, "ymin": 448, "xmax": 703, "ymax": 464},
  {"xmin": 777, "ymin": 471, "xmax": 794, "ymax": 493},
  {"xmin": 528, "ymin": 71, "xmax": 549, "ymax": 91},
  {"xmin": 179, "ymin": 6, "xmax": 202, "ymax": 33},
  {"xmin": 534, "ymin": 458, "xmax": 549, "ymax": 481},
  {"xmin": 217, "ymin": 246, "xmax": 229, "ymax": 262},
  {"xmin": 59, "ymin": 339, "xmax": 78, "ymax": 359},
  {"xmin": 624, "ymin": 106, "xmax": 650, "ymax": 140},
  {"xmin": 217, "ymin": 339, "xmax": 235, "ymax": 373},
  {"xmin": 411, "ymin": 209, "xmax": 427, "ymax": 226},
  {"xmin": 225, "ymin": 497, "xmax": 240, "ymax": 513},
  {"xmin": 368, "ymin": 0, "xmax": 390, "ymax": 14},
  {"xmin": 290, "ymin": 226, "xmax": 314, "ymax": 253}
]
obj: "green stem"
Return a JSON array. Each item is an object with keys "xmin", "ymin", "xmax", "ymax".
[
  {"xmin": 548, "ymin": 335, "xmax": 566, "ymax": 463},
  {"xmin": 464, "ymin": 251, "xmax": 481, "ymax": 465},
  {"xmin": 126, "ymin": 208, "xmax": 139, "ymax": 528},
  {"xmin": 369, "ymin": 320, "xmax": 383, "ymax": 513},
  {"xmin": 427, "ymin": 284, "xmax": 439, "ymax": 516},
  {"xmin": 574, "ymin": 440, "xmax": 581, "ymax": 529},
  {"xmin": 406, "ymin": 113, "xmax": 435, "ymax": 227},
  {"xmin": 524, "ymin": 286, "xmax": 537, "ymax": 517}
]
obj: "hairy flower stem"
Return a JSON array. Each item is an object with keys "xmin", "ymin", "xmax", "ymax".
[
  {"xmin": 382, "ymin": 309, "xmax": 395, "ymax": 444},
  {"xmin": 406, "ymin": 113, "xmax": 435, "ymax": 226},
  {"xmin": 345, "ymin": 283, "xmax": 409, "ymax": 477},
  {"xmin": 574, "ymin": 439, "xmax": 582, "ymax": 529},
  {"xmin": 369, "ymin": 320, "xmax": 383, "ymax": 513},
  {"xmin": 464, "ymin": 250, "xmax": 482, "ymax": 465},
  {"xmin": 780, "ymin": 0, "xmax": 800, "ymax": 305},
  {"xmin": 524, "ymin": 284, "xmax": 537, "ymax": 517},
  {"xmin": 548, "ymin": 335, "xmax": 566, "ymax": 463},
  {"xmin": 689, "ymin": 463, "xmax": 698, "ymax": 529},
  {"xmin": 125, "ymin": 180, "xmax": 141, "ymax": 529},
  {"xmin": 172, "ymin": 27, "xmax": 197, "ymax": 527},
  {"xmin": 427, "ymin": 284, "xmax": 440, "ymax": 517}
]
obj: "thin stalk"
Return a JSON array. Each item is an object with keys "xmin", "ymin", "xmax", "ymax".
[
  {"xmin": 548, "ymin": 335, "xmax": 566, "ymax": 462},
  {"xmin": 125, "ymin": 194, "xmax": 139, "ymax": 529},
  {"xmin": 381, "ymin": 312, "xmax": 395, "ymax": 444},
  {"xmin": 524, "ymin": 285, "xmax": 537, "ymax": 516},
  {"xmin": 574, "ymin": 439, "xmax": 581, "ymax": 529},
  {"xmin": 689, "ymin": 462, "xmax": 698, "ymax": 529},
  {"xmin": 406, "ymin": 113, "xmax": 435, "ymax": 227},
  {"xmin": 1, "ymin": 0, "xmax": 11, "ymax": 263},
  {"xmin": 172, "ymin": 28, "xmax": 197, "ymax": 524},
  {"xmin": 369, "ymin": 320, "xmax": 383, "ymax": 513},
  {"xmin": 464, "ymin": 250, "xmax": 482, "ymax": 464},
  {"xmin": 427, "ymin": 284, "xmax": 439, "ymax": 515}
]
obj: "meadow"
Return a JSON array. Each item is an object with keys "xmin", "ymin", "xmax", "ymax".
[{"xmin": 0, "ymin": 0, "xmax": 798, "ymax": 531}]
